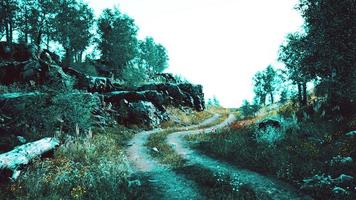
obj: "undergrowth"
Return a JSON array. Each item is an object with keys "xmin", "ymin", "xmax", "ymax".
[
  {"xmin": 191, "ymin": 116, "xmax": 356, "ymax": 199},
  {"xmin": 175, "ymin": 164, "xmax": 257, "ymax": 200},
  {"xmin": 1, "ymin": 126, "xmax": 146, "ymax": 200},
  {"xmin": 160, "ymin": 107, "xmax": 213, "ymax": 128}
]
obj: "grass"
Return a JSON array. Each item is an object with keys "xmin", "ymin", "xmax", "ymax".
[
  {"xmin": 0, "ymin": 125, "xmax": 147, "ymax": 200},
  {"xmin": 190, "ymin": 115, "xmax": 356, "ymax": 199},
  {"xmin": 146, "ymin": 109, "xmax": 229, "ymax": 168},
  {"xmin": 160, "ymin": 106, "xmax": 214, "ymax": 128},
  {"xmin": 175, "ymin": 164, "xmax": 257, "ymax": 200},
  {"xmin": 146, "ymin": 128, "xmax": 187, "ymax": 167}
]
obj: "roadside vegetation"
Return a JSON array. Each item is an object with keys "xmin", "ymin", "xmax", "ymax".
[
  {"xmin": 0, "ymin": 126, "xmax": 149, "ymax": 200},
  {"xmin": 175, "ymin": 164, "xmax": 257, "ymax": 200},
  {"xmin": 190, "ymin": 101, "xmax": 356, "ymax": 199}
]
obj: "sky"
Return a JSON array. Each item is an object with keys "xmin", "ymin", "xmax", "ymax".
[{"xmin": 86, "ymin": 0, "xmax": 304, "ymax": 108}]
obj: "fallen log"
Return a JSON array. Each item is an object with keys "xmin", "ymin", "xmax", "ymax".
[{"xmin": 0, "ymin": 137, "xmax": 59, "ymax": 181}]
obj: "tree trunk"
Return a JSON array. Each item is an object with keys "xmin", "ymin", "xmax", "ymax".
[
  {"xmin": 64, "ymin": 48, "xmax": 72, "ymax": 66},
  {"xmin": 302, "ymin": 81, "xmax": 307, "ymax": 105},
  {"xmin": 36, "ymin": 31, "xmax": 42, "ymax": 47},
  {"xmin": 297, "ymin": 83, "xmax": 303, "ymax": 106},
  {"xmin": 260, "ymin": 94, "xmax": 266, "ymax": 105},
  {"xmin": 5, "ymin": 22, "xmax": 9, "ymax": 42},
  {"xmin": 46, "ymin": 34, "xmax": 50, "ymax": 49},
  {"xmin": 9, "ymin": 21, "xmax": 13, "ymax": 43},
  {"xmin": 270, "ymin": 92, "xmax": 274, "ymax": 104},
  {"xmin": 0, "ymin": 137, "xmax": 60, "ymax": 181}
]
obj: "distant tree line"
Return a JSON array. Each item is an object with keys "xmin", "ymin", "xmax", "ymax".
[
  {"xmin": 0, "ymin": 0, "xmax": 169, "ymax": 82},
  {"xmin": 243, "ymin": 0, "xmax": 355, "ymax": 117}
]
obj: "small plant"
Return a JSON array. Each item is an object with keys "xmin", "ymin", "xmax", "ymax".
[{"xmin": 255, "ymin": 126, "xmax": 284, "ymax": 145}]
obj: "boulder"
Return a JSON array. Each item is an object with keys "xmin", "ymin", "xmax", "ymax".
[
  {"xmin": 104, "ymin": 90, "xmax": 166, "ymax": 112},
  {"xmin": 0, "ymin": 59, "xmax": 73, "ymax": 88},
  {"xmin": 138, "ymin": 83, "xmax": 205, "ymax": 111},
  {"xmin": 0, "ymin": 42, "xmax": 37, "ymax": 62},
  {"xmin": 116, "ymin": 100, "xmax": 164, "ymax": 128},
  {"xmin": 345, "ymin": 130, "xmax": 356, "ymax": 137},
  {"xmin": 258, "ymin": 119, "xmax": 281, "ymax": 130}
]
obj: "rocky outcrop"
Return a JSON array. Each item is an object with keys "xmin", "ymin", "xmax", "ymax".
[{"xmin": 0, "ymin": 42, "xmax": 205, "ymax": 128}]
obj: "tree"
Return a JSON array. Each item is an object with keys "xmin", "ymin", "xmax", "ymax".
[
  {"xmin": 279, "ymin": 0, "xmax": 356, "ymax": 113},
  {"xmin": 97, "ymin": 8, "xmax": 138, "ymax": 78},
  {"xmin": 138, "ymin": 37, "xmax": 169, "ymax": 77},
  {"xmin": 253, "ymin": 71, "xmax": 267, "ymax": 105},
  {"xmin": 279, "ymin": 90, "xmax": 288, "ymax": 104},
  {"xmin": 278, "ymin": 33, "xmax": 310, "ymax": 106},
  {"xmin": 0, "ymin": 0, "xmax": 19, "ymax": 43},
  {"xmin": 241, "ymin": 99, "xmax": 251, "ymax": 117},
  {"xmin": 212, "ymin": 96, "xmax": 220, "ymax": 106},
  {"xmin": 253, "ymin": 65, "xmax": 278, "ymax": 105},
  {"xmin": 264, "ymin": 65, "xmax": 277, "ymax": 104},
  {"xmin": 17, "ymin": 0, "xmax": 57, "ymax": 46},
  {"xmin": 53, "ymin": 0, "xmax": 94, "ymax": 65}
]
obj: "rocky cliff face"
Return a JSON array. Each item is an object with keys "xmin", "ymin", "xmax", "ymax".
[{"xmin": 0, "ymin": 42, "xmax": 205, "ymax": 129}]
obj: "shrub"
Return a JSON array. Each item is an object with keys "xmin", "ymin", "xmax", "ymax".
[
  {"xmin": 255, "ymin": 126, "xmax": 284, "ymax": 145},
  {"xmin": 1, "ymin": 88, "xmax": 100, "ymax": 141},
  {"xmin": 193, "ymin": 114, "xmax": 355, "ymax": 198}
]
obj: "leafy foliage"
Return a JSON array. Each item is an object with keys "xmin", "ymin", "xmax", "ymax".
[
  {"xmin": 97, "ymin": 8, "xmax": 139, "ymax": 78},
  {"xmin": 278, "ymin": 0, "xmax": 356, "ymax": 113},
  {"xmin": 253, "ymin": 65, "xmax": 280, "ymax": 105}
]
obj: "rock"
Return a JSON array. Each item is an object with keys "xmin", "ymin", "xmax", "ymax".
[
  {"xmin": 137, "ymin": 83, "xmax": 205, "ymax": 111},
  {"xmin": 0, "ymin": 59, "xmax": 72, "ymax": 88},
  {"xmin": 301, "ymin": 174, "xmax": 333, "ymax": 189},
  {"xmin": 116, "ymin": 100, "xmax": 164, "ymax": 128},
  {"xmin": 332, "ymin": 187, "xmax": 350, "ymax": 199},
  {"xmin": 16, "ymin": 136, "xmax": 27, "ymax": 144},
  {"xmin": 0, "ymin": 42, "xmax": 37, "ymax": 62},
  {"xmin": 40, "ymin": 49, "xmax": 61, "ymax": 66},
  {"xmin": 345, "ymin": 130, "xmax": 356, "ymax": 137},
  {"xmin": 45, "ymin": 64, "xmax": 74, "ymax": 88},
  {"xmin": 155, "ymin": 73, "xmax": 177, "ymax": 83},
  {"xmin": 0, "ymin": 92, "xmax": 44, "ymax": 107},
  {"xmin": 333, "ymin": 174, "xmax": 354, "ymax": 185},
  {"xmin": 0, "ymin": 43, "xmax": 206, "ymax": 129},
  {"xmin": 104, "ymin": 90, "xmax": 167, "ymax": 112},
  {"xmin": 152, "ymin": 147, "xmax": 159, "ymax": 153},
  {"xmin": 330, "ymin": 155, "xmax": 353, "ymax": 166},
  {"xmin": 258, "ymin": 119, "xmax": 281, "ymax": 130}
]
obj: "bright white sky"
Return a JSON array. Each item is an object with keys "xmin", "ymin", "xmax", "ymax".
[{"xmin": 86, "ymin": 0, "xmax": 303, "ymax": 108}]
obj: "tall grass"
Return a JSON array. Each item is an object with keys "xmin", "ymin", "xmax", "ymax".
[
  {"xmin": 192, "ymin": 116, "xmax": 356, "ymax": 199},
  {"xmin": 4, "ymin": 127, "xmax": 144, "ymax": 200}
]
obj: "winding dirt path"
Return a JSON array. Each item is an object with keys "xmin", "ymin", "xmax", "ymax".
[
  {"xmin": 167, "ymin": 114, "xmax": 312, "ymax": 200},
  {"xmin": 126, "ymin": 114, "xmax": 220, "ymax": 200}
]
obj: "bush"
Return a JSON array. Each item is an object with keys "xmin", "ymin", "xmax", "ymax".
[
  {"xmin": 255, "ymin": 126, "xmax": 284, "ymax": 145},
  {"xmin": 1, "ymin": 88, "xmax": 100, "ymax": 141},
  {"xmin": 193, "ymin": 114, "xmax": 355, "ymax": 199}
]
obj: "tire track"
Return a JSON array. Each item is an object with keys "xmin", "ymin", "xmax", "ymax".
[{"xmin": 126, "ymin": 114, "xmax": 220, "ymax": 200}]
